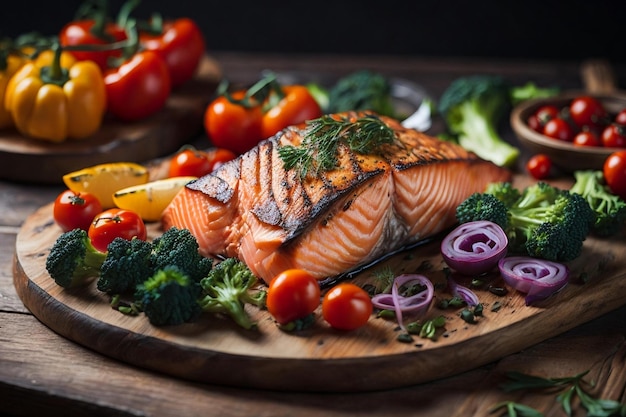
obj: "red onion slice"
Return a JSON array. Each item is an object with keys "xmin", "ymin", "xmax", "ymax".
[
  {"xmin": 447, "ymin": 275, "xmax": 480, "ymax": 307},
  {"xmin": 498, "ymin": 256, "xmax": 569, "ymax": 305},
  {"xmin": 441, "ymin": 220, "xmax": 508, "ymax": 276},
  {"xmin": 371, "ymin": 274, "xmax": 434, "ymax": 330}
]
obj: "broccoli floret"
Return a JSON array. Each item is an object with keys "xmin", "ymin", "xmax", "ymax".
[
  {"xmin": 438, "ymin": 75, "xmax": 520, "ymax": 167},
  {"xmin": 97, "ymin": 237, "xmax": 154, "ymax": 295},
  {"xmin": 485, "ymin": 181, "xmax": 522, "ymax": 208},
  {"xmin": 151, "ymin": 227, "xmax": 213, "ymax": 283},
  {"xmin": 457, "ymin": 182, "xmax": 594, "ymax": 261},
  {"xmin": 134, "ymin": 266, "xmax": 202, "ymax": 326},
  {"xmin": 198, "ymin": 258, "xmax": 266, "ymax": 330},
  {"xmin": 45, "ymin": 228, "xmax": 107, "ymax": 289},
  {"xmin": 456, "ymin": 192, "xmax": 509, "ymax": 229},
  {"xmin": 327, "ymin": 70, "xmax": 395, "ymax": 117},
  {"xmin": 570, "ymin": 170, "xmax": 626, "ymax": 236}
]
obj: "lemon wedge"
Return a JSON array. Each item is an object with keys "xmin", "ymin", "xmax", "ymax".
[
  {"xmin": 63, "ymin": 162, "xmax": 150, "ymax": 209},
  {"xmin": 112, "ymin": 176, "xmax": 197, "ymax": 222}
]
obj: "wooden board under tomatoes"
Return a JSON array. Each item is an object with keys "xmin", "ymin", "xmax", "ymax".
[
  {"xmin": 0, "ymin": 55, "xmax": 221, "ymax": 184},
  {"xmin": 12, "ymin": 174, "xmax": 626, "ymax": 392}
]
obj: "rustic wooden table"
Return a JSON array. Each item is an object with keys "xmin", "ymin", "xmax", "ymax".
[{"xmin": 1, "ymin": 52, "xmax": 625, "ymax": 417}]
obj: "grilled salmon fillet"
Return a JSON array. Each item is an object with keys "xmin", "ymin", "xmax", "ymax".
[{"xmin": 162, "ymin": 112, "xmax": 511, "ymax": 283}]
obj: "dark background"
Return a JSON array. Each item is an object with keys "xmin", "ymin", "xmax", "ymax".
[{"xmin": 2, "ymin": 0, "xmax": 625, "ymax": 64}]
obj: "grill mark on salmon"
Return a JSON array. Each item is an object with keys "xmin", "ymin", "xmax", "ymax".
[{"xmin": 162, "ymin": 112, "xmax": 511, "ymax": 283}]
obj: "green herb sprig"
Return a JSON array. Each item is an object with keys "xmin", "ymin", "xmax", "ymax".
[
  {"xmin": 490, "ymin": 370, "xmax": 626, "ymax": 417},
  {"xmin": 278, "ymin": 114, "xmax": 395, "ymax": 178}
]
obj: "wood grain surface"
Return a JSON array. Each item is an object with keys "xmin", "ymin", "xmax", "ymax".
[
  {"xmin": 12, "ymin": 174, "xmax": 626, "ymax": 393},
  {"xmin": 0, "ymin": 56, "xmax": 221, "ymax": 184}
]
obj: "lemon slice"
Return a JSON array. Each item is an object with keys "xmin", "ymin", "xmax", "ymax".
[
  {"xmin": 112, "ymin": 176, "xmax": 197, "ymax": 222},
  {"xmin": 63, "ymin": 162, "xmax": 150, "ymax": 209}
]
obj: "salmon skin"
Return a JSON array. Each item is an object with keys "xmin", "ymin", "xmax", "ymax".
[{"xmin": 162, "ymin": 112, "xmax": 511, "ymax": 283}]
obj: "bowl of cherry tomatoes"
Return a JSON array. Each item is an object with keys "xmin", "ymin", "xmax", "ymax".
[{"xmin": 511, "ymin": 92, "xmax": 626, "ymax": 171}]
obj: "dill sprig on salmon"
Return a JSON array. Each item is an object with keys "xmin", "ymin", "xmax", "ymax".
[{"xmin": 277, "ymin": 114, "xmax": 395, "ymax": 178}]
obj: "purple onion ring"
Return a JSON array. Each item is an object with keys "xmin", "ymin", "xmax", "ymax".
[
  {"xmin": 498, "ymin": 256, "xmax": 569, "ymax": 305},
  {"xmin": 371, "ymin": 274, "xmax": 434, "ymax": 330}
]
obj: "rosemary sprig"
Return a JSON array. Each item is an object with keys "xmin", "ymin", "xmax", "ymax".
[
  {"xmin": 495, "ymin": 370, "xmax": 626, "ymax": 417},
  {"xmin": 278, "ymin": 113, "xmax": 395, "ymax": 178}
]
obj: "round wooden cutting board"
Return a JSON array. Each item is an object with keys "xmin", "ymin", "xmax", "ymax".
[
  {"xmin": 12, "ymin": 187, "xmax": 626, "ymax": 392},
  {"xmin": 0, "ymin": 56, "xmax": 221, "ymax": 184}
]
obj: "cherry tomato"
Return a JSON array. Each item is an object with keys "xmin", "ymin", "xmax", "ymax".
[
  {"xmin": 103, "ymin": 51, "xmax": 171, "ymax": 121},
  {"xmin": 615, "ymin": 109, "xmax": 626, "ymax": 125},
  {"xmin": 527, "ymin": 114, "xmax": 542, "ymax": 132},
  {"xmin": 569, "ymin": 96, "xmax": 608, "ymax": 128},
  {"xmin": 602, "ymin": 124, "xmax": 626, "ymax": 148},
  {"xmin": 604, "ymin": 151, "xmax": 626, "ymax": 200},
  {"xmin": 53, "ymin": 190, "xmax": 103, "ymax": 232},
  {"xmin": 535, "ymin": 105, "xmax": 560, "ymax": 123},
  {"xmin": 88, "ymin": 208, "xmax": 147, "ymax": 252},
  {"xmin": 168, "ymin": 147, "xmax": 237, "ymax": 178},
  {"xmin": 543, "ymin": 118, "xmax": 574, "ymax": 141},
  {"xmin": 204, "ymin": 92, "xmax": 264, "ymax": 155},
  {"xmin": 260, "ymin": 85, "xmax": 322, "ymax": 139},
  {"xmin": 573, "ymin": 130, "xmax": 601, "ymax": 147},
  {"xmin": 266, "ymin": 269, "xmax": 321, "ymax": 325},
  {"xmin": 140, "ymin": 17, "xmax": 205, "ymax": 87},
  {"xmin": 322, "ymin": 283, "xmax": 373, "ymax": 330},
  {"xmin": 526, "ymin": 154, "xmax": 552, "ymax": 180},
  {"xmin": 59, "ymin": 20, "xmax": 127, "ymax": 71}
]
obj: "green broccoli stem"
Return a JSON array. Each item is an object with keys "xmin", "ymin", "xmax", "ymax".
[
  {"xmin": 84, "ymin": 249, "xmax": 107, "ymax": 270},
  {"xmin": 456, "ymin": 101, "xmax": 519, "ymax": 167},
  {"xmin": 201, "ymin": 298, "xmax": 256, "ymax": 330}
]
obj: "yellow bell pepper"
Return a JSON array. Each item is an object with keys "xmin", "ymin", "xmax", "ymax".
[
  {"xmin": 0, "ymin": 52, "xmax": 28, "ymax": 129},
  {"xmin": 4, "ymin": 46, "xmax": 106, "ymax": 142}
]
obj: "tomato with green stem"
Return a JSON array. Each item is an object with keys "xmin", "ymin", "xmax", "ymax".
[
  {"xmin": 104, "ymin": 49, "xmax": 171, "ymax": 121},
  {"xmin": 168, "ymin": 147, "xmax": 236, "ymax": 178},
  {"xmin": 139, "ymin": 17, "xmax": 205, "ymax": 87},
  {"xmin": 260, "ymin": 85, "xmax": 322, "ymax": 139},
  {"xmin": 88, "ymin": 208, "xmax": 147, "ymax": 252},
  {"xmin": 601, "ymin": 124, "xmax": 626, "ymax": 148},
  {"xmin": 322, "ymin": 283, "xmax": 372, "ymax": 330},
  {"xmin": 604, "ymin": 151, "xmax": 626, "ymax": 200},
  {"xmin": 266, "ymin": 269, "xmax": 321, "ymax": 325},
  {"xmin": 53, "ymin": 190, "xmax": 103, "ymax": 232}
]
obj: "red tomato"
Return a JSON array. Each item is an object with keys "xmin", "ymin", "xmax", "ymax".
[
  {"xmin": 535, "ymin": 105, "xmax": 560, "ymax": 123},
  {"xmin": 322, "ymin": 283, "xmax": 373, "ymax": 331},
  {"xmin": 266, "ymin": 269, "xmax": 321, "ymax": 325},
  {"xmin": 569, "ymin": 96, "xmax": 608, "ymax": 128},
  {"xmin": 543, "ymin": 118, "xmax": 574, "ymax": 141},
  {"xmin": 103, "ymin": 51, "xmax": 171, "ymax": 121},
  {"xmin": 168, "ymin": 147, "xmax": 237, "ymax": 177},
  {"xmin": 526, "ymin": 154, "xmax": 552, "ymax": 180},
  {"xmin": 615, "ymin": 109, "xmax": 626, "ymax": 125},
  {"xmin": 573, "ymin": 130, "xmax": 601, "ymax": 147},
  {"xmin": 88, "ymin": 208, "xmax": 147, "ymax": 252},
  {"xmin": 604, "ymin": 151, "xmax": 626, "ymax": 200},
  {"xmin": 527, "ymin": 114, "xmax": 542, "ymax": 132},
  {"xmin": 204, "ymin": 92, "xmax": 264, "ymax": 155},
  {"xmin": 602, "ymin": 124, "xmax": 626, "ymax": 148},
  {"xmin": 59, "ymin": 20, "xmax": 127, "ymax": 71},
  {"xmin": 53, "ymin": 190, "xmax": 103, "ymax": 232},
  {"xmin": 260, "ymin": 85, "xmax": 322, "ymax": 139},
  {"xmin": 139, "ymin": 17, "xmax": 205, "ymax": 87}
]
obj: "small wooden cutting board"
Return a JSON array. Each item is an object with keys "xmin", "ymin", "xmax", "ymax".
[
  {"xmin": 12, "ymin": 174, "xmax": 626, "ymax": 392},
  {"xmin": 0, "ymin": 56, "xmax": 221, "ymax": 184}
]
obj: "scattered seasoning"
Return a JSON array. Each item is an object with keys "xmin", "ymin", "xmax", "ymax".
[{"xmin": 491, "ymin": 301, "xmax": 503, "ymax": 312}]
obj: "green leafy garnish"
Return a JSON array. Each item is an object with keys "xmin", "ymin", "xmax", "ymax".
[{"xmin": 278, "ymin": 114, "xmax": 395, "ymax": 178}]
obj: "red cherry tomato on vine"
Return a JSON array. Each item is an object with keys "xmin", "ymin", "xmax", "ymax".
[
  {"xmin": 266, "ymin": 269, "xmax": 321, "ymax": 325},
  {"xmin": 573, "ymin": 130, "xmax": 601, "ymax": 147},
  {"xmin": 88, "ymin": 208, "xmax": 147, "ymax": 252},
  {"xmin": 169, "ymin": 147, "xmax": 237, "ymax": 178},
  {"xmin": 260, "ymin": 85, "xmax": 322, "ymax": 139},
  {"xmin": 526, "ymin": 154, "xmax": 552, "ymax": 180},
  {"xmin": 601, "ymin": 124, "xmax": 626, "ymax": 148},
  {"xmin": 322, "ymin": 283, "xmax": 373, "ymax": 330},
  {"xmin": 59, "ymin": 20, "xmax": 127, "ymax": 71},
  {"xmin": 139, "ymin": 17, "xmax": 205, "ymax": 87},
  {"xmin": 543, "ymin": 118, "xmax": 574, "ymax": 141},
  {"xmin": 604, "ymin": 151, "xmax": 626, "ymax": 200},
  {"xmin": 103, "ymin": 50, "xmax": 171, "ymax": 121},
  {"xmin": 53, "ymin": 190, "xmax": 103, "ymax": 232},
  {"xmin": 204, "ymin": 92, "xmax": 264, "ymax": 155},
  {"xmin": 569, "ymin": 96, "xmax": 608, "ymax": 128},
  {"xmin": 615, "ymin": 109, "xmax": 626, "ymax": 126}
]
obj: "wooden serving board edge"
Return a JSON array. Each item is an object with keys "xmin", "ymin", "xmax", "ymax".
[{"xmin": 12, "ymin": 202, "xmax": 626, "ymax": 393}]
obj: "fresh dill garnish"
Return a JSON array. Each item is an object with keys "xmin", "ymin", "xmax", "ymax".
[{"xmin": 278, "ymin": 113, "xmax": 395, "ymax": 178}]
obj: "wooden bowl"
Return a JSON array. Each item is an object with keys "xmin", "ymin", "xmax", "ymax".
[{"xmin": 510, "ymin": 92, "xmax": 626, "ymax": 171}]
